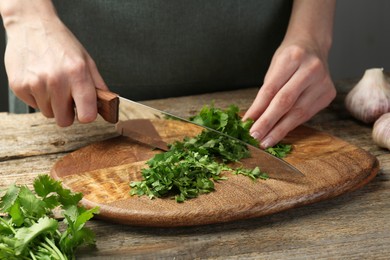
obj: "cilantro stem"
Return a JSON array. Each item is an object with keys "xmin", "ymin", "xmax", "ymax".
[
  {"xmin": 29, "ymin": 250, "xmax": 37, "ymax": 260},
  {"xmin": 44, "ymin": 236, "xmax": 67, "ymax": 260},
  {"xmin": 0, "ymin": 216, "xmax": 15, "ymax": 234}
]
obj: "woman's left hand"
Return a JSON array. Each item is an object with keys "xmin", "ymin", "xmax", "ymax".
[
  {"xmin": 243, "ymin": 0, "xmax": 337, "ymax": 149},
  {"xmin": 243, "ymin": 39, "xmax": 336, "ymax": 148}
]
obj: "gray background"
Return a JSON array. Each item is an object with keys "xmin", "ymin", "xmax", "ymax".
[
  {"xmin": 1, "ymin": 0, "xmax": 389, "ymax": 112},
  {"xmin": 329, "ymin": 0, "xmax": 390, "ymax": 79}
]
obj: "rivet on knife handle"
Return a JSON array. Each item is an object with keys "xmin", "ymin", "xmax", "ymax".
[{"xmin": 96, "ymin": 89, "xmax": 119, "ymax": 123}]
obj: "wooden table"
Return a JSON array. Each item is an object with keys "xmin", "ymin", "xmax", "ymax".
[{"xmin": 1, "ymin": 81, "xmax": 389, "ymax": 259}]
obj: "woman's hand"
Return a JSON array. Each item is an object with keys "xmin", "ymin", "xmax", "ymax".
[
  {"xmin": 243, "ymin": 0, "xmax": 337, "ymax": 148},
  {"xmin": 243, "ymin": 41, "xmax": 336, "ymax": 148},
  {"xmin": 1, "ymin": 0, "xmax": 108, "ymax": 127}
]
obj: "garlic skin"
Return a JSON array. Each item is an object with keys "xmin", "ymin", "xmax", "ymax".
[
  {"xmin": 372, "ymin": 113, "xmax": 390, "ymax": 150},
  {"xmin": 345, "ymin": 68, "xmax": 390, "ymax": 123}
]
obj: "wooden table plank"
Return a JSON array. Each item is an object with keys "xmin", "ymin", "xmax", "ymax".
[
  {"xmin": 1, "ymin": 81, "xmax": 389, "ymax": 259},
  {"xmin": 0, "ymin": 112, "xmax": 117, "ymax": 161},
  {"xmin": 0, "ymin": 153, "xmax": 65, "ymax": 189}
]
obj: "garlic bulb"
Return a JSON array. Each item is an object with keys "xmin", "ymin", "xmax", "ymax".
[
  {"xmin": 345, "ymin": 68, "xmax": 390, "ymax": 123},
  {"xmin": 372, "ymin": 113, "xmax": 390, "ymax": 150}
]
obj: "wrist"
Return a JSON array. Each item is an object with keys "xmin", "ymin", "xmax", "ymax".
[
  {"xmin": 284, "ymin": 0, "xmax": 335, "ymax": 58},
  {"xmin": 284, "ymin": 31, "xmax": 332, "ymax": 59},
  {"xmin": 0, "ymin": 0, "xmax": 58, "ymax": 30}
]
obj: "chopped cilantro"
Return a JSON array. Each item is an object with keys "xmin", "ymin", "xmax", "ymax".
[
  {"xmin": 130, "ymin": 104, "xmax": 291, "ymax": 202},
  {"xmin": 266, "ymin": 143, "xmax": 292, "ymax": 158},
  {"xmin": 190, "ymin": 104, "xmax": 259, "ymax": 147}
]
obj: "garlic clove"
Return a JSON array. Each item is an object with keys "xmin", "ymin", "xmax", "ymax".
[
  {"xmin": 372, "ymin": 112, "xmax": 390, "ymax": 150},
  {"xmin": 345, "ymin": 68, "xmax": 390, "ymax": 123}
]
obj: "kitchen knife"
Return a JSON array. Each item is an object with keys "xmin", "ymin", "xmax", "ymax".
[{"xmin": 96, "ymin": 89, "xmax": 304, "ymax": 178}]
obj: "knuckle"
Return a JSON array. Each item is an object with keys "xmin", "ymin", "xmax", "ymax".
[
  {"xmin": 285, "ymin": 45, "xmax": 305, "ymax": 63},
  {"xmin": 255, "ymin": 116, "xmax": 275, "ymax": 135},
  {"xmin": 9, "ymin": 80, "xmax": 24, "ymax": 94},
  {"xmin": 64, "ymin": 57, "xmax": 87, "ymax": 76},
  {"xmin": 276, "ymin": 92, "xmax": 295, "ymax": 110},
  {"xmin": 28, "ymin": 77, "xmax": 46, "ymax": 93},
  {"xmin": 15, "ymin": 75, "xmax": 43, "ymax": 94},
  {"xmin": 46, "ymin": 73, "xmax": 61, "ymax": 89},
  {"xmin": 262, "ymin": 86, "xmax": 279, "ymax": 99},
  {"xmin": 307, "ymin": 57, "xmax": 323, "ymax": 74},
  {"xmin": 291, "ymin": 106, "xmax": 310, "ymax": 121}
]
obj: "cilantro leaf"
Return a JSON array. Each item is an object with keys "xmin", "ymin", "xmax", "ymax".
[
  {"xmin": 34, "ymin": 174, "xmax": 83, "ymax": 210},
  {"xmin": 8, "ymin": 201, "xmax": 23, "ymax": 227},
  {"xmin": 18, "ymin": 186, "xmax": 47, "ymax": 219},
  {"xmin": 0, "ymin": 184, "xmax": 20, "ymax": 213},
  {"xmin": 33, "ymin": 174, "xmax": 62, "ymax": 197},
  {"xmin": 14, "ymin": 216, "xmax": 58, "ymax": 256},
  {"xmin": 60, "ymin": 205, "xmax": 99, "ymax": 255}
]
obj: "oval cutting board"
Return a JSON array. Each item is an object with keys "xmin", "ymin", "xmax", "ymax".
[{"xmin": 50, "ymin": 121, "xmax": 379, "ymax": 227}]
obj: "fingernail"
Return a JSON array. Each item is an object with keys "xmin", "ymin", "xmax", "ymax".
[
  {"xmin": 250, "ymin": 131, "xmax": 261, "ymax": 140},
  {"xmin": 260, "ymin": 136, "xmax": 273, "ymax": 149}
]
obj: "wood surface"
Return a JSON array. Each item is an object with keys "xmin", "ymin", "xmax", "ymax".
[
  {"xmin": 50, "ymin": 118, "xmax": 378, "ymax": 227},
  {"xmin": 1, "ymin": 82, "xmax": 389, "ymax": 259}
]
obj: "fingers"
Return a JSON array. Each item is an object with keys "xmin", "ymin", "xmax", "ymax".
[
  {"xmin": 250, "ymin": 75, "xmax": 336, "ymax": 148},
  {"xmin": 244, "ymin": 45, "xmax": 337, "ymax": 148},
  {"xmin": 9, "ymin": 55, "xmax": 106, "ymax": 127},
  {"xmin": 242, "ymin": 46, "xmax": 305, "ymax": 122},
  {"xmin": 72, "ymin": 56, "xmax": 110, "ymax": 124},
  {"xmin": 11, "ymin": 75, "xmax": 55, "ymax": 118},
  {"xmin": 248, "ymin": 72, "xmax": 308, "ymax": 145},
  {"xmin": 65, "ymin": 57, "xmax": 98, "ymax": 125},
  {"xmin": 256, "ymin": 78, "xmax": 336, "ymax": 148},
  {"xmin": 88, "ymin": 57, "xmax": 109, "ymax": 91},
  {"xmin": 4, "ymin": 17, "xmax": 107, "ymax": 127},
  {"xmin": 50, "ymin": 86, "xmax": 75, "ymax": 127}
]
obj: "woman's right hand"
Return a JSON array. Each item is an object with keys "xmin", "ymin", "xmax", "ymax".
[{"xmin": 1, "ymin": 0, "xmax": 108, "ymax": 127}]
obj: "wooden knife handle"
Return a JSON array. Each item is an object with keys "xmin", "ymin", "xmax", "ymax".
[{"xmin": 96, "ymin": 89, "xmax": 119, "ymax": 124}]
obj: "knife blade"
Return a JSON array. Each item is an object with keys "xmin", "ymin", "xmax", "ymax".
[{"xmin": 96, "ymin": 89, "xmax": 304, "ymax": 178}]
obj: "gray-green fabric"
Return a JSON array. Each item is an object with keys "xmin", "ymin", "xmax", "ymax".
[
  {"xmin": 0, "ymin": 29, "xmax": 7, "ymax": 112},
  {"xmin": 52, "ymin": 0, "xmax": 292, "ymax": 101}
]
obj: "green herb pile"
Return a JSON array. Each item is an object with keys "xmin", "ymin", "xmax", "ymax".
[
  {"xmin": 130, "ymin": 104, "xmax": 291, "ymax": 202},
  {"xmin": 0, "ymin": 175, "xmax": 98, "ymax": 260},
  {"xmin": 265, "ymin": 143, "xmax": 292, "ymax": 158}
]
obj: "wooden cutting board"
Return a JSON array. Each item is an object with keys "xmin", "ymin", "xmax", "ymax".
[{"xmin": 50, "ymin": 120, "xmax": 379, "ymax": 227}]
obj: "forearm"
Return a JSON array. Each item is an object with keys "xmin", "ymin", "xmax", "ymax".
[
  {"xmin": 0, "ymin": 0, "xmax": 58, "ymax": 30},
  {"xmin": 284, "ymin": 0, "xmax": 336, "ymax": 57}
]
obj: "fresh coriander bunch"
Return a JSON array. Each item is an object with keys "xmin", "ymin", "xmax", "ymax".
[{"xmin": 0, "ymin": 175, "xmax": 98, "ymax": 260}]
